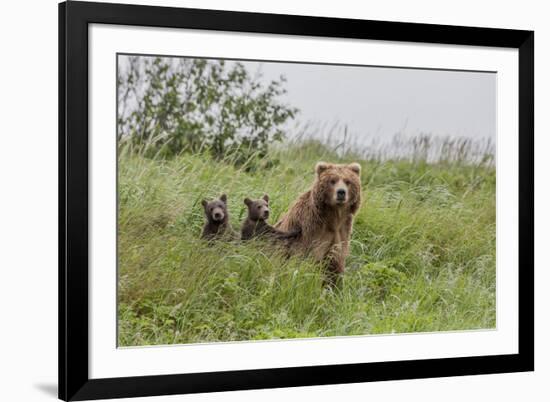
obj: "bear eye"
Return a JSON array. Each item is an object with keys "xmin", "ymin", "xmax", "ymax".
[
  {"xmin": 330, "ymin": 179, "xmax": 337, "ymax": 185},
  {"xmin": 344, "ymin": 179, "xmax": 350, "ymax": 185},
  {"xmin": 257, "ymin": 205, "xmax": 262, "ymax": 209}
]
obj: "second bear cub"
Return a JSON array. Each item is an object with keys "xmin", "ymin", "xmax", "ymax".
[{"xmin": 241, "ymin": 194, "xmax": 300, "ymax": 241}]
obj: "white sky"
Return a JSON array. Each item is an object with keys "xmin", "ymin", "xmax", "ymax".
[{"xmin": 241, "ymin": 60, "xmax": 496, "ymax": 142}]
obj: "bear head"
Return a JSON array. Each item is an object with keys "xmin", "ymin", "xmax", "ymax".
[
  {"xmin": 244, "ymin": 194, "xmax": 270, "ymax": 222},
  {"xmin": 312, "ymin": 162, "xmax": 362, "ymax": 211},
  {"xmin": 201, "ymin": 194, "xmax": 228, "ymax": 224}
]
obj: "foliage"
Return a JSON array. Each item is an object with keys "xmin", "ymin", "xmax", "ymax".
[
  {"xmin": 117, "ymin": 56, "xmax": 297, "ymax": 168},
  {"xmin": 117, "ymin": 139, "xmax": 496, "ymax": 346}
]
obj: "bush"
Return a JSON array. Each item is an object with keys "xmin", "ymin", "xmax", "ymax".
[
  {"xmin": 360, "ymin": 263, "xmax": 406, "ymax": 300},
  {"xmin": 117, "ymin": 56, "xmax": 298, "ymax": 168}
]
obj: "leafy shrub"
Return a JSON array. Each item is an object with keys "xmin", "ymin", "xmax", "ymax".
[
  {"xmin": 361, "ymin": 263, "xmax": 406, "ymax": 300},
  {"xmin": 117, "ymin": 56, "xmax": 298, "ymax": 168}
]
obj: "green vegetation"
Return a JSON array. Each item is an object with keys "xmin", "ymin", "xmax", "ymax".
[
  {"xmin": 117, "ymin": 56, "xmax": 297, "ymax": 166},
  {"xmin": 117, "ymin": 139, "xmax": 496, "ymax": 346}
]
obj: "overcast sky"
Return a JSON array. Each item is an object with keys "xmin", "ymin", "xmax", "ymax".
[{"xmin": 239, "ymin": 60, "xmax": 496, "ymax": 143}]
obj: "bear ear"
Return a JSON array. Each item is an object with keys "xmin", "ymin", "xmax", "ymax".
[
  {"xmin": 244, "ymin": 198, "xmax": 252, "ymax": 207},
  {"xmin": 348, "ymin": 162, "xmax": 361, "ymax": 176},
  {"xmin": 262, "ymin": 194, "xmax": 269, "ymax": 203},
  {"xmin": 201, "ymin": 199, "xmax": 208, "ymax": 208},
  {"xmin": 220, "ymin": 193, "xmax": 227, "ymax": 203},
  {"xmin": 315, "ymin": 161, "xmax": 329, "ymax": 176}
]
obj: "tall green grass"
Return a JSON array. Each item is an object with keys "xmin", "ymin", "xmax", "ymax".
[{"xmin": 117, "ymin": 138, "xmax": 496, "ymax": 346}]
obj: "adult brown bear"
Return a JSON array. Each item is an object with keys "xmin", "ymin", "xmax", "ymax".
[{"xmin": 275, "ymin": 162, "xmax": 362, "ymax": 282}]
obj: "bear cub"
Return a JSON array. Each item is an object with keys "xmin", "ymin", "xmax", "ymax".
[
  {"xmin": 241, "ymin": 194, "xmax": 301, "ymax": 241},
  {"xmin": 201, "ymin": 194, "xmax": 236, "ymax": 240}
]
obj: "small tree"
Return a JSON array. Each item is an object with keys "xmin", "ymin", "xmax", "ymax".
[{"xmin": 117, "ymin": 56, "xmax": 298, "ymax": 167}]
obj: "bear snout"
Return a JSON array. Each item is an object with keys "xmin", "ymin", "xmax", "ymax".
[
  {"xmin": 334, "ymin": 179, "xmax": 349, "ymax": 203},
  {"xmin": 212, "ymin": 207, "xmax": 225, "ymax": 221},
  {"xmin": 262, "ymin": 208, "xmax": 270, "ymax": 219},
  {"xmin": 336, "ymin": 188, "xmax": 346, "ymax": 201}
]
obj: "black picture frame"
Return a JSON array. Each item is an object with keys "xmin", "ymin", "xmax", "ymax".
[{"xmin": 59, "ymin": 1, "xmax": 534, "ymax": 400}]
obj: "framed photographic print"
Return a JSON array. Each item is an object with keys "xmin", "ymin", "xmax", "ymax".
[{"xmin": 59, "ymin": 1, "xmax": 534, "ymax": 400}]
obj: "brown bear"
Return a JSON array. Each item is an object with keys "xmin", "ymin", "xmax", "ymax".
[
  {"xmin": 241, "ymin": 194, "xmax": 301, "ymax": 241},
  {"xmin": 200, "ymin": 194, "xmax": 237, "ymax": 240},
  {"xmin": 275, "ymin": 162, "xmax": 362, "ymax": 282}
]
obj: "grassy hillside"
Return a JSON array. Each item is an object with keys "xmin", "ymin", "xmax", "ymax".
[{"xmin": 117, "ymin": 140, "xmax": 496, "ymax": 346}]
